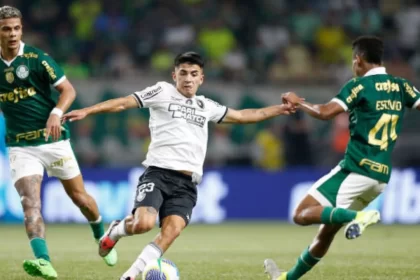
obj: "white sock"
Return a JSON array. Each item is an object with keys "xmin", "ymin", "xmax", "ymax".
[
  {"xmin": 122, "ymin": 242, "xmax": 163, "ymax": 278},
  {"xmin": 109, "ymin": 219, "xmax": 129, "ymax": 241},
  {"xmin": 89, "ymin": 215, "xmax": 102, "ymax": 224}
]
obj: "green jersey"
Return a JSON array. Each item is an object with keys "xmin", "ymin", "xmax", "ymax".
[
  {"xmin": 0, "ymin": 42, "xmax": 70, "ymax": 147},
  {"xmin": 333, "ymin": 67, "xmax": 420, "ymax": 183}
]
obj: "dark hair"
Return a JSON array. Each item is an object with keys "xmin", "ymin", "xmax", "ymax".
[
  {"xmin": 352, "ymin": 36, "xmax": 384, "ymax": 64},
  {"xmin": 0, "ymin": 6, "xmax": 22, "ymax": 20},
  {"xmin": 174, "ymin": 52, "xmax": 204, "ymax": 68}
]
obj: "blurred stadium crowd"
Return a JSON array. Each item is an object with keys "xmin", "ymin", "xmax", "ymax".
[{"xmin": 5, "ymin": 0, "xmax": 420, "ymax": 169}]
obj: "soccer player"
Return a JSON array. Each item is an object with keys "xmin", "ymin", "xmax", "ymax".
[
  {"xmin": 0, "ymin": 6, "xmax": 117, "ymax": 279},
  {"xmin": 62, "ymin": 51, "xmax": 296, "ymax": 280},
  {"xmin": 263, "ymin": 36, "xmax": 420, "ymax": 280}
]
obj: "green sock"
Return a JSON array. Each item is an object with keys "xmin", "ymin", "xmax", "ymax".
[
  {"xmin": 30, "ymin": 238, "xmax": 51, "ymax": 262},
  {"xmin": 287, "ymin": 247, "xmax": 320, "ymax": 280},
  {"xmin": 320, "ymin": 206, "xmax": 357, "ymax": 224},
  {"xmin": 89, "ymin": 216, "xmax": 105, "ymax": 240}
]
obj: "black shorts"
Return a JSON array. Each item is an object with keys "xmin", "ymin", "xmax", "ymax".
[{"xmin": 132, "ymin": 166, "xmax": 197, "ymax": 226}]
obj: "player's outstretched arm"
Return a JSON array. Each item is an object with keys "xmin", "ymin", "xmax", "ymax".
[
  {"xmin": 221, "ymin": 102, "xmax": 296, "ymax": 124},
  {"xmin": 62, "ymin": 95, "xmax": 139, "ymax": 123},
  {"xmin": 45, "ymin": 79, "xmax": 77, "ymax": 141},
  {"xmin": 282, "ymin": 92, "xmax": 344, "ymax": 120}
]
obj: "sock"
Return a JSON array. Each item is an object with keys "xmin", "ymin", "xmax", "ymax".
[
  {"xmin": 286, "ymin": 247, "xmax": 321, "ymax": 280},
  {"xmin": 89, "ymin": 216, "xmax": 105, "ymax": 240},
  {"xmin": 320, "ymin": 207, "xmax": 357, "ymax": 224},
  {"xmin": 109, "ymin": 219, "xmax": 130, "ymax": 241},
  {"xmin": 123, "ymin": 242, "xmax": 163, "ymax": 278},
  {"xmin": 30, "ymin": 238, "xmax": 51, "ymax": 262}
]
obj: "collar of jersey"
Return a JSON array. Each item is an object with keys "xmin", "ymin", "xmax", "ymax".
[
  {"xmin": 0, "ymin": 41, "xmax": 25, "ymax": 67},
  {"xmin": 364, "ymin": 66, "xmax": 387, "ymax": 77}
]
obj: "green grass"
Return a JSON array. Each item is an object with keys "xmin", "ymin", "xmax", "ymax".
[{"xmin": 1, "ymin": 223, "xmax": 420, "ymax": 279}]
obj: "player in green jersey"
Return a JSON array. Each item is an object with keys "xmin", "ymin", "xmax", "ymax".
[
  {"xmin": 0, "ymin": 6, "xmax": 117, "ymax": 279},
  {"xmin": 264, "ymin": 36, "xmax": 420, "ymax": 280}
]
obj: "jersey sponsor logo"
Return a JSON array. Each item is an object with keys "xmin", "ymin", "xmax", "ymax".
[
  {"xmin": 22, "ymin": 52, "xmax": 38, "ymax": 59},
  {"xmin": 376, "ymin": 100, "xmax": 402, "ymax": 111},
  {"xmin": 186, "ymin": 99, "xmax": 193, "ymax": 105},
  {"xmin": 5, "ymin": 72, "xmax": 14, "ymax": 83},
  {"xmin": 168, "ymin": 103, "xmax": 206, "ymax": 127},
  {"xmin": 359, "ymin": 158, "xmax": 389, "ymax": 175},
  {"xmin": 404, "ymin": 83, "xmax": 417, "ymax": 98},
  {"xmin": 0, "ymin": 87, "xmax": 37, "ymax": 103},
  {"xmin": 16, "ymin": 65, "xmax": 29, "ymax": 79},
  {"xmin": 41, "ymin": 60, "xmax": 57, "ymax": 80},
  {"xmin": 375, "ymin": 80, "xmax": 400, "ymax": 93},
  {"xmin": 346, "ymin": 84, "xmax": 364, "ymax": 104},
  {"xmin": 141, "ymin": 86, "xmax": 162, "ymax": 100},
  {"xmin": 50, "ymin": 156, "xmax": 73, "ymax": 168},
  {"xmin": 136, "ymin": 182, "xmax": 155, "ymax": 202},
  {"xmin": 15, "ymin": 126, "xmax": 65, "ymax": 143}
]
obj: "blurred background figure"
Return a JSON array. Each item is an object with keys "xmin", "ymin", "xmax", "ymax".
[
  {"xmin": 1, "ymin": 2, "xmax": 420, "ymax": 279},
  {"xmin": 0, "ymin": 0, "xmax": 416, "ymax": 169}
]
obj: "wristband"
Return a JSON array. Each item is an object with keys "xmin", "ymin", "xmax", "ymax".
[{"xmin": 50, "ymin": 108, "xmax": 63, "ymax": 117}]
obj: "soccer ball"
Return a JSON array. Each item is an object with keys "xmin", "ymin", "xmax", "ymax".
[{"xmin": 142, "ymin": 258, "xmax": 180, "ymax": 280}]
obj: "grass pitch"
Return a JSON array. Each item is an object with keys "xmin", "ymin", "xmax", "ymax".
[{"xmin": 1, "ymin": 223, "xmax": 419, "ymax": 280}]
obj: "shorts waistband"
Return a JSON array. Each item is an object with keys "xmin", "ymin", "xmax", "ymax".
[{"xmin": 148, "ymin": 166, "xmax": 193, "ymax": 181}]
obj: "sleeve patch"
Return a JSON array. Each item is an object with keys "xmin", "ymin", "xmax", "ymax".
[
  {"xmin": 346, "ymin": 84, "xmax": 364, "ymax": 104},
  {"xmin": 141, "ymin": 85, "xmax": 163, "ymax": 100}
]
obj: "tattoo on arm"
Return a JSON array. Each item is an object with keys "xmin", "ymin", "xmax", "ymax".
[
  {"xmin": 259, "ymin": 109, "xmax": 268, "ymax": 117},
  {"xmin": 147, "ymin": 207, "xmax": 158, "ymax": 215}
]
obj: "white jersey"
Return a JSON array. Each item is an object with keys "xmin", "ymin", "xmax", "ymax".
[{"xmin": 132, "ymin": 81, "xmax": 228, "ymax": 176}]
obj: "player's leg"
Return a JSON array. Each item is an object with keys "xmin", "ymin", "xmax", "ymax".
[
  {"xmin": 99, "ymin": 168, "xmax": 164, "ymax": 257},
  {"xmin": 60, "ymin": 175, "xmax": 102, "ymax": 236},
  {"xmin": 265, "ymin": 224, "xmax": 342, "ymax": 280},
  {"xmin": 103, "ymin": 205, "xmax": 158, "ymax": 247},
  {"xmin": 264, "ymin": 168, "xmax": 384, "ymax": 280},
  {"xmin": 120, "ymin": 215, "xmax": 187, "ymax": 280},
  {"xmin": 44, "ymin": 139, "xmax": 117, "ymax": 266},
  {"xmin": 60, "ymin": 175, "xmax": 117, "ymax": 266},
  {"xmin": 292, "ymin": 167, "xmax": 360, "ymax": 226},
  {"xmin": 120, "ymin": 169, "xmax": 196, "ymax": 280},
  {"xmin": 9, "ymin": 147, "xmax": 58, "ymax": 279}
]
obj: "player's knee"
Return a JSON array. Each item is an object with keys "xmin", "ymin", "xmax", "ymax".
[
  {"xmin": 69, "ymin": 191, "xmax": 89, "ymax": 209},
  {"xmin": 132, "ymin": 220, "xmax": 155, "ymax": 234},
  {"xmin": 293, "ymin": 209, "xmax": 309, "ymax": 226},
  {"xmin": 20, "ymin": 195, "xmax": 41, "ymax": 212},
  {"xmin": 162, "ymin": 223, "xmax": 183, "ymax": 241}
]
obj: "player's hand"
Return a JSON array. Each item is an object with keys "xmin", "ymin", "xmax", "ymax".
[
  {"xmin": 45, "ymin": 114, "xmax": 62, "ymax": 141},
  {"xmin": 62, "ymin": 109, "xmax": 88, "ymax": 123},
  {"xmin": 282, "ymin": 92, "xmax": 305, "ymax": 106},
  {"xmin": 279, "ymin": 103, "xmax": 296, "ymax": 115}
]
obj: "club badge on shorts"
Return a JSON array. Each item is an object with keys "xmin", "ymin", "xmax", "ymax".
[
  {"xmin": 16, "ymin": 65, "xmax": 29, "ymax": 79},
  {"xmin": 5, "ymin": 72, "xmax": 14, "ymax": 83}
]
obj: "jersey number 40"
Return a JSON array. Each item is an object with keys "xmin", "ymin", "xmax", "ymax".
[{"xmin": 368, "ymin": 113, "xmax": 399, "ymax": 151}]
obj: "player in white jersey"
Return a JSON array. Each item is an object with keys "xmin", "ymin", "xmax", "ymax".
[{"xmin": 63, "ymin": 52, "xmax": 297, "ymax": 280}]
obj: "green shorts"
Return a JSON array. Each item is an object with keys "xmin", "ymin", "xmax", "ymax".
[{"xmin": 308, "ymin": 166, "xmax": 386, "ymax": 210}]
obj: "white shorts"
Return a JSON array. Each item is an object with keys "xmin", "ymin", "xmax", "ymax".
[
  {"xmin": 308, "ymin": 166, "xmax": 386, "ymax": 210},
  {"xmin": 8, "ymin": 139, "xmax": 81, "ymax": 184}
]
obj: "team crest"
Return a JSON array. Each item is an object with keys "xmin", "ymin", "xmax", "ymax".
[
  {"xmin": 5, "ymin": 72, "xmax": 14, "ymax": 83},
  {"xmin": 16, "ymin": 65, "xmax": 29, "ymax": 79},
  {"xmin": 197, "ymin": 99, "xmax": 204, "ymax": 109}
]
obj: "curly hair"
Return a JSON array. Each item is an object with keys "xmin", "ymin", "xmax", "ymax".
[{"xmin": 0, "ymin": 6, "xmax": 22, "ymax": 20}]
